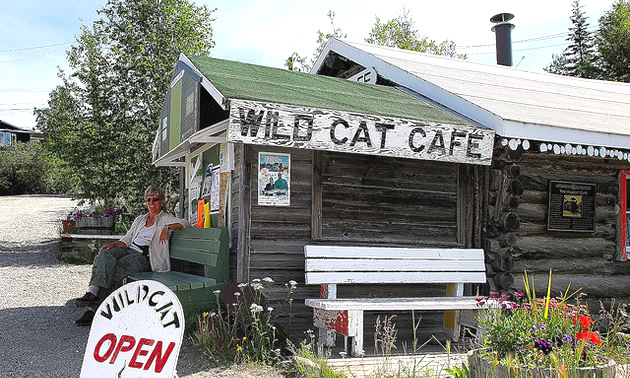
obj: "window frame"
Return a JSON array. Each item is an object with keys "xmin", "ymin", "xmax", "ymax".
[{"xmin": 619, "ymin": 170, "xmax": 630, "ymax": 261}]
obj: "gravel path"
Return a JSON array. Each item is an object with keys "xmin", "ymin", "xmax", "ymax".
[{"xmin": 0, "ymin": 195, "xmax": 281, "ymax": 377}]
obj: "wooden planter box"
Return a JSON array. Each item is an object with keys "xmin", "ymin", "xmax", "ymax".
[
  {"xmin": 76, "ymin": 217, "xmax": 115, "ymax": 235},
  {"xmin": 468, "ymin": 349, "xmax": 617, "ymax": 378}
]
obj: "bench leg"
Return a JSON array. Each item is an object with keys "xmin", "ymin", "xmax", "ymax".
[
  {"xmin": 318, "ymin": 328, "xmax": 337, "ymax": 347},
  {"xmin": 444, "ymin": 309, "xmax": 462, "ymax": 341},
  {"xmin": 349, "ymin": 310, "xmax": 364, "ymax": 357}
]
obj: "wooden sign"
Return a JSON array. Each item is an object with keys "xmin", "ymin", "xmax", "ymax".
[
  {"xmin": 227, "ymin": 100, "xmax": 494, "ymax": 165},
  {"xmin": 547, "ymin": 181, "xmax": 596, "ymax": 232},
  {"xmin": 80, "ymin": 280, "xmax": 184, "ymax": 377}
]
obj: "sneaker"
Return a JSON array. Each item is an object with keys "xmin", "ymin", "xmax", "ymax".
[
  {"xmin": 75, "ymin": 310, "xmax": 95, "ymax": 327},
  {"xmin": 75, "ymin": 292, "xmax": 98, "ymax": 307}
]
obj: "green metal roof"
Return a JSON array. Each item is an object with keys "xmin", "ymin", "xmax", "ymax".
[{"xmin": 187, "ymin": 55, "xmax": 468, "ymax": 125}]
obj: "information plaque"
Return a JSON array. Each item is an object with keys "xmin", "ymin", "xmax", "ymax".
[{"xmin": 547, "ymin": 181, "xmax": 596, "ymax": 232}]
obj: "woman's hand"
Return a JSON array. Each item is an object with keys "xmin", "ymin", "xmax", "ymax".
[
  {"xmin": 159, "ymin": 227, "xmax": 170, "ymax": 244},
  {"xmin": 99, "ymin": 241, "xmax": 125, "ymax": 253},
  {"xmin": 99, "ymin": 242, "xmax": 115, "ymax": 254}
]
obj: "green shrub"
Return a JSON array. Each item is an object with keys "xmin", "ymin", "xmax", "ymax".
[{"xmin": 0, "ymin": 141, "xmax": 77, "ymax": 195}]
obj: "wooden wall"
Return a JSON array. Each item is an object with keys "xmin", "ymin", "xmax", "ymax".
[
  {"xmin": 491, "ymin": 144, "xmax": 630, "ymax": 302},
  {"xmin": 229, "ymin": 144, "xmax": 485, "ymax": 343}
]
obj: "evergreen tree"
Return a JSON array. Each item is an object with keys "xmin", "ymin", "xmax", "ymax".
[{"xmin": 546, "ymin": 0, "xmax": 598, "ymax": 78}]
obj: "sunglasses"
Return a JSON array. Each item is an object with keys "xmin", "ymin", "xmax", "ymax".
[{"xmin": 146, "ymin": 197, "xmax": 162, "ymax": 203}]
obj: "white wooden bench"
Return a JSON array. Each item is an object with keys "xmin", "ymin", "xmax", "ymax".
[{"xmin": 304, "ymin": 245, "xmax": 486, "ymax": 357}]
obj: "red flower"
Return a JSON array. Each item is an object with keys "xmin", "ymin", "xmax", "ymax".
[
  {"xmin": 576, "ymin": 331, "xmax": 601, "ymax": 345},
  {"xmin": 572, "ymin": 315, "xmax": 594, "ymax": 329}
]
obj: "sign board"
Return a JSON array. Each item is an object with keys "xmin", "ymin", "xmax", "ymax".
[
  {"xmin": 348, "ymin": 67, "xmax": 377, "ymax": 84},
  {"xmin": 227, "ymin": 100, "xmax": 494, "ymax": 165},
  {"xmin": 547, "ymin": 181, "xmax": 596, "ymax": 232},
  {"xmin": 80, "ymin": 280, "xmax": 184, "ymax": 377}
]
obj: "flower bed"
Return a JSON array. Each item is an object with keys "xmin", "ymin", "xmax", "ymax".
[{"xmin": 471, "ymin": 271, "xmax": 630, "ymax": 376}]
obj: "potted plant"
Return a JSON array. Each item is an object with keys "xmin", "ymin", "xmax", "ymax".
[
  {"xmin": 62, "ymin": 216, "xmax": 76, "ymax": 233},
  {"xmin": 469, "ymin": 271, "xmax": 627, "ymax": 377}
]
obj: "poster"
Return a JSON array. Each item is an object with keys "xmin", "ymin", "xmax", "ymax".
[
  {"xmin": 547, "ymin": 181, "xmax": 596, "ymax": 232},
  {"xmin": 189, "ymin": 156, "xmax": 203, "ymax": 222},
  {"xmin": 210, "ymin": 166, "xmax": 220, "ymax": 212},
  {"xmin": 258, "ymin": 152, "xmax": 290, "ymax": 206},
  {"xmin": 201, "ymin": 164, "xmax": 213, "ymax": 198}
]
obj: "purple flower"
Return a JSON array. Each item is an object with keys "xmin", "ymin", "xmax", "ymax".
[
  {"xmin": 534, "ymin": 339, "xmax": 553, "ymax": 355},
  {"xmin": 514, "ymin": 292, "xmax": 525, "ymax": 297}
]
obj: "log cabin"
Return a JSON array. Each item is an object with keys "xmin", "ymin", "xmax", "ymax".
[
  {"xmin": 310, "ymin": 38, "xmax": 630, "ymax": 306},
  {"xmin": 153, "ymin": 36, "xmax": 630, "ymax": 346},
  {"xmin": 153, "ymin": 54, "xmax": 495, "ymax": 343}
]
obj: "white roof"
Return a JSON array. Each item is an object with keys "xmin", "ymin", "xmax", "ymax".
[{"xmin": 312, "ymin": 39, "xmax": 630, "ymax": 150}]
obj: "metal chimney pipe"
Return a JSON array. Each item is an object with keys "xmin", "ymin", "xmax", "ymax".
[{"xmin": 491, "ymin": 13, "xmax": 515, "ymax": 66}]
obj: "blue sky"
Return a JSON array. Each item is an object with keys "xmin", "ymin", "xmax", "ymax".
[{"xmin": 0, "ymin": 0, "xmax": 612, "ymax": 130}]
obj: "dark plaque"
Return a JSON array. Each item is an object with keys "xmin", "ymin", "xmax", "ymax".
[{"xmin": 547, "ymin": 181, "xmax": 596, "ymax": 232}]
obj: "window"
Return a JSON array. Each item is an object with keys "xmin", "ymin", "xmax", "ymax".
[{"xmin": 620, "ymin": 170, "xmax": 630, "ymax": 261}]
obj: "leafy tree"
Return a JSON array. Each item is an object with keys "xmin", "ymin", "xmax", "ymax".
[
  {"xmin": 546, "ymin": 0, "xmax": 599, "ymax": 78},
  {"xmin": 35, "ymin": 0, "xmax": 215, "ymax": 213},
  {"xmin": 596, "ymin": 0, "xmax": 630, "ymax": 82},
  {"xmin": 285, "ymin": 8, "xmax": 465, "ymax": 72},
  {"xmin": 286, "ymin": 11, "xmax": 346, "ymax": 72},
  {"xmin": 365, "ymin": 8, "xmax": 466, "ymax": 59}
]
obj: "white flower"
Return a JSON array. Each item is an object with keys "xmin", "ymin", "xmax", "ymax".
[
  {"xmin": 288, "ymin": 280, "xmax": 298, "ymax": 288},
  {"xmin": 251, "ymin": 283, "xmax": 264, "ymax": 291},
  {"xmin": 262, "ymin": 277, "xmax": 274, "ymax": 283},
  {"xmin": 267, "ymin": 307, "xmax": 274, "ymax": 312},
  {"xmin": 250, "ymin": 304, "xmax": 263, "ymax": 313},
  {"xmin": 234, "ymin": 292, "xmax": 241, "ymax": 297},
  {"xmin": 237, "ymin": 283, "xmax": 248, "ymax": 288},
  {"xmin": 252, "ymin": 278, "xmax": 261, "ymax": 283},
  {"xmin": 213, "ymin": 290, "xmax": 221, "ymax": 294}
]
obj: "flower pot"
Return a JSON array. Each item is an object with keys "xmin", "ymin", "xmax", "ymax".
[
  {"xmin": 62, "ymin": 219, "xmax": 76, "ymax": 233},
  {"xmin": 468, "ymin": 349, "xmax": 617, "ymax": 378},
  {"xmin": 76, "ymin": 217, "xmax": 115, "ymax": 235}
]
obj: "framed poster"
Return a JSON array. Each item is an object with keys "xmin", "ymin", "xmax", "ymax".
[
  {"xmin": 258, "ymin": 152, "xmax": 290, "ymax": 206},
  {"xmin": 547, "ymin": 181, "xmax": 596, "ymax": 232}
]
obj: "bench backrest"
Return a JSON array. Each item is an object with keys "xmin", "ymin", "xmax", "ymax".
[
  {"xmin": 170, "ymin": 227, "xmax": 229, "ymax": 282},
  {"xmin": 304, "ymin": 246, "xmax": 485, "ymax": 285}
]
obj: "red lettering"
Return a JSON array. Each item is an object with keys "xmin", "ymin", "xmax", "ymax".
[
  {"xmin": 129, "ymin": 338, "xmax": 155, "ymax": 369},
  {"xmin": 145, "ymin": 341, "xmax": 176, "ymax": 373},
  {"xmin": 94, "ymin": 333, "xmax": 117, "ymax": 363},
  {"xmin": 109, "ymin": 335, "xmax": 136, "ymax": 364}
]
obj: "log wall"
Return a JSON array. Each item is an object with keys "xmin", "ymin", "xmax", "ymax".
[
  {"xmin": 229, "ymin": 145, "xmax": 483, "ymax": 342},
  {"xmin": 489, "ymin": 141, "xmax": 630, "ymax": 302}
]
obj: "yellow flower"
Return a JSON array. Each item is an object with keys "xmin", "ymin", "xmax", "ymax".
[
  {"xmin": 237, "ymin": 345, "xmax": 243, "ymax": 352},
  {"xmin": 242, "ymin": 336, "xmax": 247, "ymax": 340},
  {"xmin": 202, "ymin": 312, "xmax": 209, "ymax": 317}
]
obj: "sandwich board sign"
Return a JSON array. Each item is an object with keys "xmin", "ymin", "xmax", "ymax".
[{"xmin": 80, "ymin": 280, "xmax": 184, "ymax": 377}]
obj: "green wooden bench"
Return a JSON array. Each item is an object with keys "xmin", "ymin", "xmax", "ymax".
[{"xmin": 125, "ymin": 227, "xmax": 229, "ymax": 328}]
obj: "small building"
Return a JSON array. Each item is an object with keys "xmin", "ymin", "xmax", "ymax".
[
  {"xmin": 154, "ymin": 38, "xmax": 630, "ymax": 342},
  {"xmin": 0, "ymin": 120, "xmax": 43, "ymax": 145},
  {"xmin": 311, "ymin": 38, "xmax": 630, "ymax": 302},
  {"xmin": 153, "ymin": 54, "xmax": 495, "ymax": 339}
]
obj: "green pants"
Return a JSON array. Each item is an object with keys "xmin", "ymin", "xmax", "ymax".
[{"xmin": 89, "ymin": 247, "xmax": 151, "ymax": 293}]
